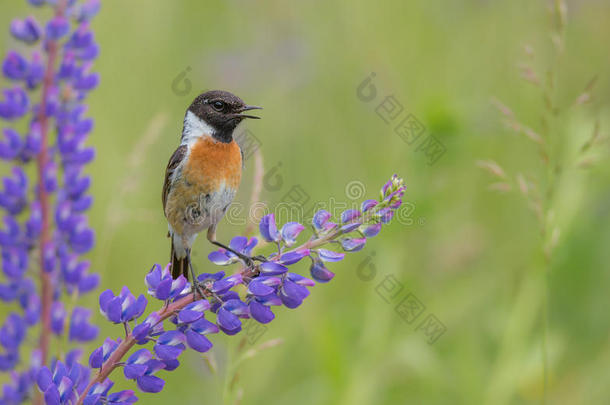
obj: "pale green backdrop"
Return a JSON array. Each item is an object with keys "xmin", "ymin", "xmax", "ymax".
[{"xmin": 0, "ymin": 1, "xmax": 609, "ymax": 404}]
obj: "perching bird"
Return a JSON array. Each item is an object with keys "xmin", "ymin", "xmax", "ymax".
[{"xmin": 162, "ymin": 90, "xmax": 262, "ymax": 282}]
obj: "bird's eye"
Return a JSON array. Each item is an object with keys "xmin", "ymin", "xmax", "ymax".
[{"xmin": 212, "ymin": 101, "xmax": 225, "ymax": 111}]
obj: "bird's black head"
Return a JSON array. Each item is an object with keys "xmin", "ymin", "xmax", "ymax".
[{"xmin": 186, "ymin": 90, "xmax": 262, "ymax": 143}]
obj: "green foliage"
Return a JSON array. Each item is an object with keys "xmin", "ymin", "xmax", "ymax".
[{"xmin": 1, "ymin": 0, "xmax": 609, "ymax": 403}]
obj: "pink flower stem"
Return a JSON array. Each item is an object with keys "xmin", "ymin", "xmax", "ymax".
[{"xmin": 34, "ymin": 2, "xmax": 67, "ymax": 405}]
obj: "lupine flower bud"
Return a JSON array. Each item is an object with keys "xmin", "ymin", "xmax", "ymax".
[
  {"xmin": 280, "ymin": 222, "xmax": 304, "ymax": 246},
  {"xmin": 309, "ymin": 259, "xmax": 335, "ymax": 283}
]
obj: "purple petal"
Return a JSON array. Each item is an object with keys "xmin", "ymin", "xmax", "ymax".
[
  {"xmin": 341, "ymin": 237, "xmax": 366, "ymax": 252},
  {"xmin": 247, "ymin": 280, "xmax": 275, "ymax": 297},
  {"xmin": 310, "ymin": 261, "xmax": 335, "ymax": 283},
  {"xmin": 207, "ymin": 250, "xmax": 233, "ymax": 265},
  {"xmin": 287, "ymin": 272, "xmax": 316, "ymax": 287},
  {"xmin": 341, "ymin": 209, "xmax": 362, "ymax": 223},
  {"xmin": 312, "ymin": 210, "xmax": 331, "ymax": 230},
  {"xmin": 259, "ymin": 214, "xmax": 279, "ymax": 242},
  {"xmin": 45, "ymin": 16, "xmax": 70, "ymax": 40},
  {"xmin": 317, "ymin": 249, "xmax": 345, "ymax": 262},
  {"xmin": 156, "ymin": 330, "xmax": 186, "ymax": 346},
  {"xmin": 88, "ymin": 347, "xmax": 103, "ymax": 369},
  {"xmin": 10, "ymin": 17, "xmax": 42, "ymax": 44},
  {"xmin": 153, "ymin": 344, "xmax": 184, "ymax": 361},
  {"xmin": 223, "ymin": 299, "xmax": 249, "ymax": 316},
  {"xmin": 212, "ymin": 274, "xmax": 243, "ymax": 294},
  {"xmin": 229, "ymin": 236, "xmax": 248, "ymax": 252},
  {"xmin": 177, "ymin": 309, "xmax": 202, "ymax": 324},
  {"xmin": 340, "ymin": 222, "xmax": 361, "ymax": 233},
  {"xmin": 361, "ymin": 223, "xmax": 382, "ymax": 237},
  {"xmin": 136, "ymin": 375, "xmax": 165, "ymax": 393},
  {"xmin": 44, "ymin": 386, "xmax": 61, "ymax": 405},
  {"xmin": 37, "ymin": 367, "xmax": 53, "ymax": 391},
  {"xmin": 153, "ymin": 279, "xmax": 172, "ymax": 301},
  {"xmin": 185, "ymin": 330, "xmax": 213, "ymax": 353},
  {"xmin": 279, "ymin": 249, "xmax": 310, "ymax": 265},
  {"xmin": 259, "ymin": 261, "xmax": 288, "ymax": 276},
  {"xmin": 190, "ymin": 318, "xmax": 219, "ymax": 335},
  {"xmin": 279, "ymin": 280, "xmax": 309, "ymax": 309},
  {"xmin": 216, "ymin": 308, "xmax": 241, "ymax": 335},
  {"xmin": 123, "ymin": 364, "xmax": 147, "ymax": 380},
  {"xmin": 361, "ymin": 199, "xmax": 378, "ymax": 212},
  {"xmin": 280, "ymin": 222, "xmax": 304, "ymax": 246},
  {"xmin": 249, "ymin": 301, "xmax": 275, "ymax": 324}
]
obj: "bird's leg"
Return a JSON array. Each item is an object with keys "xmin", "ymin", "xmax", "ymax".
[
  {"xmin": 207, "ymin": 226, "xmax": 266, "ymax": 267},
  {"xmin": 210, "ymin": 240, "xmax": 267, "ymax": 266},
  {"xmin": 186, "ymin": 248, "xmax": 206, "ymax": 300}
]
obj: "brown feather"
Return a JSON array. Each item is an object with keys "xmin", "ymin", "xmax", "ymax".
[{"xmin": 162, "ymin": 144, "xmax": 187, "ymax": 214}]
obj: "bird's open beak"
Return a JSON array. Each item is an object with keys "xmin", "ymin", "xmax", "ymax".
[{"xmin": 237, "ymin": 105, "xmax": 263, "ymax": 119}]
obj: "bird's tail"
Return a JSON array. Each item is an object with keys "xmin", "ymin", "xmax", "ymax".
[{"xmin": 170, "ymin": 237, "xmax": 189, "ymax": 280}]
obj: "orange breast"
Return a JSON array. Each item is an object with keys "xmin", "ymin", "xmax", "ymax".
[{"xmin": 183, "ymin": 137, "xmax": 242, "ymax": 192}]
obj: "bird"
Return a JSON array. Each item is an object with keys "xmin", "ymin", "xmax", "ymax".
[{"xmin": 162, "ymin": 90, "xmax": 263, "ymax": 283}]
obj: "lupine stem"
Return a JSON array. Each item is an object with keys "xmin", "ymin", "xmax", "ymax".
[
  {"xmin": 34, "ymin": 4, "xmax": 67, "ymax": 405},
  {"xmin": 75, "ymin": 293, "xmax": 201, "ymax": 405},
  {"xmin": 36, "ymin": 0, "xmax": 67, "ymax": 371}
]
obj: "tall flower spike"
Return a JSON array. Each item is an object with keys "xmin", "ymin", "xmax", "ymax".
[{"xmin": 0, "ymin": 3, "xmax": 101, "ymax": 402}]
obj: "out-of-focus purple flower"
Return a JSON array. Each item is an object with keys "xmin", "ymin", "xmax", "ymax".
[
  {"xmin": 50, "ymin": 301, "xmax": 66, "ymax": 335},
  {"xmin": 10, "ymin": 16, "xmax": 42, "ymax": 44},
  {"xmin": 145, "ymin": 264, "xmax": 189, "ymax": 301},
  {"xmin": 0, "ymin": 128, "xmax": 22, "ymax": 160},
  {"xmin": 26, "ymin": 51, "xmax": 44, "ymax": 89},
  {"xmin": 259, "ymin": 213, "xmax": 279, "ymax": 242},
  {"xmin": 69, "ymin": 307, "xmax": 99, "ymax": 342},
  {"xmin": 76, "ymin": 0, "xmax": 101, "ymax": 22},
  {"xmin": 27, "ymin": 0, "xmax": 46, "ymax": 7},
  {"xmin": 2, "ymin": 51, "xmax": 29, "ymax": 81},
  {"xmin": 0, "ymin": 87, "xmax": 29, "ymax": 121},
  {"xmin": 99, "ymin": 287, "xmax": 147, "ymax": 324},
  {"xmin": 0, "ymin": 313, "xmax": 26, "ymax": 351},
  {"xmin": 36, "ymin": 359, "xmax": 90, "ymax": 405},
  {"xmin": 45, "ymin": 16, "xmax": 70, "ymax": 40},
  {"xmin": 0, "ymin": 166, "xmax": 28, "ymax": 215}
]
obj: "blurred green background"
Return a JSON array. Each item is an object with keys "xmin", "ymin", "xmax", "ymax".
[{"xmin": 2, "ymin": 0, "xmax": 610, "ymax": 404}]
